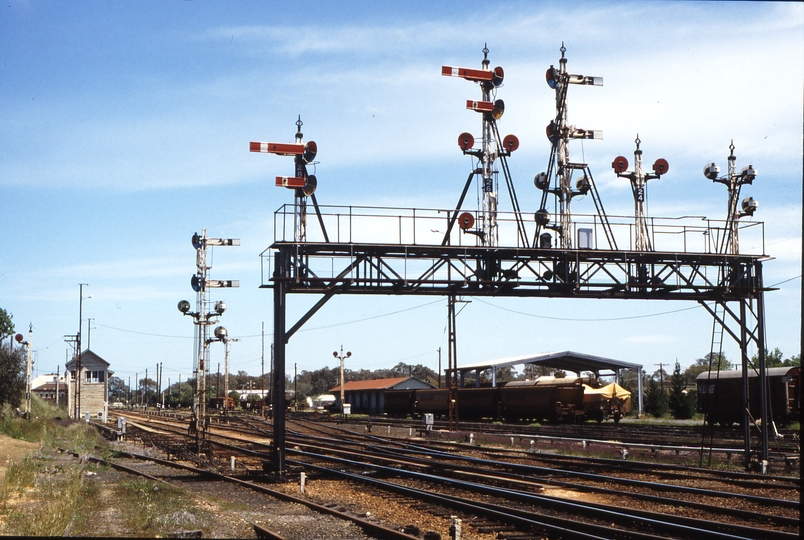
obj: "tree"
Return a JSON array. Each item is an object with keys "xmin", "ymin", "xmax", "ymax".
[
  {"xmin": 0, "ymin": 346, "xmax": 25, "ymax": 408},
  {"xmin": 108, "ymin": 376, "xmax": 129, "ymax": 403},
  {"xmin": 165, "ymin": 382, "xmax": 193, "ymax": 408},
  {"xmin": 644, "ymin": 378, "xmax": 669, "ymax": 418},
  {"xmin": 0, "ymin": 308, "xmax": 13, "ymax": 345},
  {"xmin": 683, "ymin": 352, "xmax": 731, "ymax": 385},
  {"xmin": 751, "ymin": 348, "xmax": 800, "ymax": 368},
  {"xmin": 668, "ymin": 361, "xmax": 696, "ymax": 419}
]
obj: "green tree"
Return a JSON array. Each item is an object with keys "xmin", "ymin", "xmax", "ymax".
[
  {"xmin": 683, "ymin": 352, "xmax": 731, "ymax": 385},
  {"xmin": 0, "ymin": 346, "xmax": 25, "ymax": 408},
  {"xmin": 668, "ymin": 361, "xmax": 696, "ymax": 419},
  {"xmin": 108, "ymin": 376, "xmax": 129, "ymax": 403},
  {"xmin": 751, "ymin": 348, "xmax": 800, "ymax": 368},
  {"xmin": 644, "ymin": 378, "xmax": 669, "ymax": 418},
  {"xmin": 165, "ymin": 382, "xmax": 194, "ymax": 408},
  {"xmin": 0, "ymin": 308, "xmax": 13, "ymax": 344}
]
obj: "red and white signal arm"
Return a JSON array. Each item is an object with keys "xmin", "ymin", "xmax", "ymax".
[
  {"xmin": 250, "ymin": 142, "xmax": 305, "ymax": 156},
  {"xmin": 466, "ymin": 100, "xmax": 494, "ymax": 113},
  {"xmin": 442, "ymin": 65, "xmax": 493, "ymax": 82},
  {"xmin": 276, "ymin": 176, "xmax": 306, "ymax": 188}
]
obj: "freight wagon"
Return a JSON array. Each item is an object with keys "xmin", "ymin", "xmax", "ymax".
[
  {"xmin": 384, "ymin": 375, "xmax": 628, "ymax": 423},
  {"xmin": 697, "ymin": 366, "xmax": 800, "ymax": 427}
]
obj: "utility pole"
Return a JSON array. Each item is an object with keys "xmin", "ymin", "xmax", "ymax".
[
  {"xmin": 654, "ymin": 363, "xmax": 665, "ymax": 389},
  {"xmin": 76, "ymin": 283, "xmax": 88, "ymax": 419}
]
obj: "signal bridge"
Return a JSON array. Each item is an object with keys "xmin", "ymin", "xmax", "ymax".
[{"xmin": 254, "ymin": 46, "xmax": 771, "ymax": 479}]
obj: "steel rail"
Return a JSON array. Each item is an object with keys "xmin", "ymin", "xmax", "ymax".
[
  {"xmin": 101, "ymin": 449, "xmax": 419, "ymax": 540},
  {"xmin": 113, "ymin": 418, "xmax": 791, "ymax": 538},
  {"xmin": 292, "ymin": 454, "xmax": 797, "ymax": 540},
  {"xmin": 279, "ymin": 431, "xmax": 799, "ymax": 529},
  {"xmin": 393, "ymin": 439, "xmax": 800, "ymax": 510}
]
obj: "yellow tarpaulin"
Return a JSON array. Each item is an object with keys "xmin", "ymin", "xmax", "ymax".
[{"xmin": 583, "ymin": 382, "xmax": 631, "ymax": 403}]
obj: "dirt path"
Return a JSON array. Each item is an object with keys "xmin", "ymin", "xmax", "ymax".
[{"xmin": 0, "ymin": 434, "xmax": 41, "ymax": 483}]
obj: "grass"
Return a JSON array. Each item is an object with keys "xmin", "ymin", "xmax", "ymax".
[
  {"xmin": 110, "ymin": 478, "xmax": 208, "ymax": 536},
  {"xmin": 0, "ymin": 396, "xmax": 217, "ymax": 537},
  {"xmin": 1, "ymin": 456, "xmax": 101, "ymax": 536}
]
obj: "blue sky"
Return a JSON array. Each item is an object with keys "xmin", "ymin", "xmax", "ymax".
[{"xmin": 2, "ymin": 1, "xmax": 801, "ymax": 389}]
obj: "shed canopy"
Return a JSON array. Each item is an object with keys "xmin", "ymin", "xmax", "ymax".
[{"xmin": 457, "ymin": 351, "xmax": 641, "ymax": 376}]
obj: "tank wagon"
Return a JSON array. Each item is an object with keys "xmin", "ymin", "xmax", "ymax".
[
  {"xmin": 384, "ymin": 375, "xmax": 625, "ymax": 422},
  {"xmin": 697, "ymin": 366, "xmax": 800, "ymax": 427}
]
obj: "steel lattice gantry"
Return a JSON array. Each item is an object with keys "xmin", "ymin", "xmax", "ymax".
[{"xmin": 265, "ymin": 238, "xmax": 771, "ymax": 478}]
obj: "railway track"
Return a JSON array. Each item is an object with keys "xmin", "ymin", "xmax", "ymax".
[
  {"xmin": 105, "ymin": 412, "xmax": 799, "ymax": 539},
  {"xmin": 70, "ymin": 445, "xmax": 420, "ymax": 540},
  {"xmin": 362, "ymin": 415, "xmax": 800, "ymax": 457}
]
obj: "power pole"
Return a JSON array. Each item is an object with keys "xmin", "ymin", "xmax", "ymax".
[{"xmin": 654, "ymin": 363, "xmax": 665, "ymax": 389}]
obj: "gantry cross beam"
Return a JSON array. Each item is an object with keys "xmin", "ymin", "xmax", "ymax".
[{"xmin": 265, "ymin": 236, "xmax": 771, "ymax": 478}]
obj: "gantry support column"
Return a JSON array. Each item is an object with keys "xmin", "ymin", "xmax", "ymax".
[
  {"xmin": 755, "ymin": 262, "xmax": 769, "ymax": 466},
  {"xmin": 272, "ymin": 249, "xmax": 288, "ymax": 480}
]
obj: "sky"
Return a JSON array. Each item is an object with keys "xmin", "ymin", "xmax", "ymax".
[{"xmin": 1, "ymin": 1, "xmax": 801, "ymax": 390}]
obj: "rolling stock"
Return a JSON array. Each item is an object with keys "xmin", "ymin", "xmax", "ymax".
[
  {"xmin": 384, "ymin": 375, "xmax": 630, "ymax": 423},
  {"xmin": 696, "ymin": 366, "xmax": 800, "ymax": 426}
]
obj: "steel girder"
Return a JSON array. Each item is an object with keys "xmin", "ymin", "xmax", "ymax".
[
  {"xmin": 266, "ymin": 242, "xmax": 767, "ymax": 302},
  {"xmin": 268, "ymin": 242, "xmax": 771, "ymax": 475}
]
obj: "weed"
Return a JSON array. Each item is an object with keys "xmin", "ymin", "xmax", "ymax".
[
  {"xmin": 1, "ymin": 459, "xmax": 99, "ymax": 536},
  {"xmin": 113, "ymin": 478, "xmax": 206, "ymax": 536}
]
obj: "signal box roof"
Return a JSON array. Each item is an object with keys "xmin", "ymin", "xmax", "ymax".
[{"xmin": 458, "ymin": 351, "xmax": 641, "ymax": 376}]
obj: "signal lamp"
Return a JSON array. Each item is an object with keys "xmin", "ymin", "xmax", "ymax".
[
  {"xmin": 457, "ymin": 132, "xmax": 475, "ymax": 151},
  {"xmin": 303, "ymin": 174, "xmax": 317, "ymax": 197},
  {"xmin": 612, "ymin": 156, "xmax": 629, "ymax": 174},
  {"xmin": 740, "ymin": 165, "xmax": 757, "ymax": 182},
  {"xmin": 703, "ymin": 163, "xmax": 720, "ymax": 180},
  {"xmin": 652, "ymin": 158, "xmax": 669, "ymax": 176},
  {"xmin": 491, "ymin": 66, "xmax": 504, "ymax": 87},
  {"xmin": 303, "ymin": 141, "xmax": 317, "ymax": 163},
  {"xmin": 177, "ymin": 300, "xmax": 191, "ymax": 314},
  {"xmin": 741, "ymin": 197, "xmax": 758, "ymax": 215},
  {"xmin": 491, "ymin": 99, "xmax": 505, "ymax": 120},
  {"xmin": 546, "ymin": 121, "xmax": 559, "ymax": 144},
  {"xmin": 192, "ymin": 233, "xmax": 203, "ymax": 249},
  {"xmin": 214, "ymin": 326, "xmax": 228, "ymax": 340},
  {"xmin": 545, "ymin": 66, "xmax": 558, "ymax": 89},
  {"xmin": 15, "ymin": 333, "xmax": 23, "ymax": 343},
  {"xmin": 542, "ymin": 269, "xmax": 554, "ymax": 280},
  {"xmin": 503, "ymin": 134, "xmax": 519, "ymax": 152},
  {"xmin": 534, "ymin": 173, "xmax": 549, "ymax": 190},
  {"xmin": 534, "ymin": 209, "xmax": 550, "ymax": 226},
  {"xmin": 191, "ymin": 275, "xmax": 203, "ymax": 292},
  {"xmin": 575, "ymin": 176, "xmax": 590, "ymax": 194},
  {"xmin": 214, "ymin": 301, "xmax": 227, "ymax": 315}
]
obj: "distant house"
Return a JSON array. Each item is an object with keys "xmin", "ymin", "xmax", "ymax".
[
  {"xmin": 32, "ymin": 381, "xmax": 67, "ymax": 407},
  {"xmin": 329, "ymin": 377, "xmax": 434, "ymax": 414},
  {"xmin": 65, "ymin": 350, "xmax": 112, "ymax": 419},
  {"xmin": 31, "ymin": 373, "xmax": 68, "ymax": 407}
]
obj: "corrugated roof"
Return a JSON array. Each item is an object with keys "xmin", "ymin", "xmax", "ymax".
[
  {"xmin": 458, "ymin": 351, "xmax": 642, "ymax": 374},
  {"xmin": 330, "ymin": 377, "xmax": 422, "ymax": 392}
]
